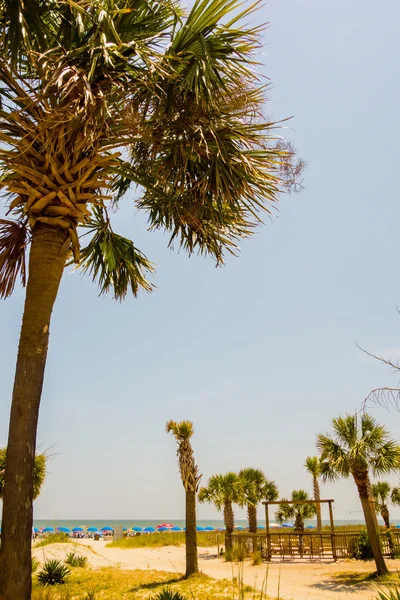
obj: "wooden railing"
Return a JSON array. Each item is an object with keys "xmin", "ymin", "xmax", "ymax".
[{"xmin": 230, "ymin": 530, "xmax": 400, "ymax": 561}]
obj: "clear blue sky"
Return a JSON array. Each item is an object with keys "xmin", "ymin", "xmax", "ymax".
[{"xmin": 1, "ymin": 0, "xmax": 400, "ymax": 523}]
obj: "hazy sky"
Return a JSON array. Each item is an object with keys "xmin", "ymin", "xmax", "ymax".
[{"xmin": 1, "ymin": 0, "xmax": 400, "ymax": 524}]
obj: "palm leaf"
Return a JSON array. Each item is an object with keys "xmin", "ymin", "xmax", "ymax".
[{"xmin": 0, "ymin": 218, "xmax": 28, "ymax": 299}]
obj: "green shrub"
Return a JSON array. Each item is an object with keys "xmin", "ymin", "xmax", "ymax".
[
  {"xmin": 37, "ymin": 559, "xmax": 71, "ymax": 586},
  {"xmin": 233, "ymin": 544, "xmax": 247, "ymax": 562},
  {"xmin": 251, "ymin": 550, "xmax": 262, "ymax": 565},
  {"xmin": 65, "ymin": 551, "xmax": 87, "ymax": 567},
  {"xmin": 151, "ymin": 590, "xmax": 188, "ymax": 600},
  {"xmin": 32, "ymin": 557, "xmax": 40, "ymax": 572},
  {"xmin": 351, "ymin": 529, "xmax": 374, "ymax": 559}
]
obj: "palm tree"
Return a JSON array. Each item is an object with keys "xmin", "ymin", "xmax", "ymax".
[
  {"xmin": 238, "ymin": 468, "xmax": 278, "ymax": 533},
  {"xmin": 0, "ymin": 448, "xmax": 46, "ymax": 500},
  {"xmin": 317, "ymin": 413, "xmax": 400, "ymax": 576},
  {"xmin": 166, "ymin": 420, "xmax": 201, "ymax": 577},
  {"xmin": 275, "ymin": 490, "xmax": 316, "ymax": 533},
  {"xmin": 305, "ymin": 456, "xmax": 322, "ymax": 532},
  {"xmin": 199, "ymin": 472, "xmax": 243, "ymax": 549},
  {"xmin": 0, "ymin": 0, "xmax": 302, "ymax": 595},
  {"xmin": 372, "ymin": 481, "xmax": 400, "ymax": 528}
]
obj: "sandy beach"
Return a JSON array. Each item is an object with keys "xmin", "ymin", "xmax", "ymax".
[{"xmin": 32, "ymin": 539, "xmax": 399, "ymax": 599}]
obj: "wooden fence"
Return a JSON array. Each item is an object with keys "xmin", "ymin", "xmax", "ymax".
[{"xmin": 230, "ymin": 530, "xmax": 400, "ymax": 562}]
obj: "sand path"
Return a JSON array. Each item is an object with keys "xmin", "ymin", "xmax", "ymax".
[{"xmin": 34, "ymin": 539, "xmax": 400, "ymax": 600}]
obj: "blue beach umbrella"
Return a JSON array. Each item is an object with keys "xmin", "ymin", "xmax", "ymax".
[
  {"xmin": 218, "ymin": 527, "xmax": 225, "ymax": 531},
  {"xmin": 132, "ymin": 527, "xmax": 142, "ymax": 532},
  {"xmin": 396, "ymin": 525, "xmax": 400, "ymax": 529},
  {"xmin": 306, "ymin": 526, "xmax": 314, "ymax": 529},
  {"xmin": 57, "ymin": 527, "xmax": 70, "ymax": 533},
  {"xmin": 204, "ymin": 526, "xmax": 214, "ymax": 531},
  {"xmin": 87, "ymin": 527, "xmax": 98, "ymax": 532},
  {"xmin": 101, "ymin": 526, "xmax": 113, "ymax": 532},
  {"xmin": 257, "ymin": 526, "xmax": 265, "ymax": 530},
  {"xmin": 235, "ymin": 526, "xmax": 244, "ymax": 531},
  {"xmin": 282, "ymin": 524, "xmax": 293, "ymax": 528},
  {"xmin": 171, "ymin": 526, "xmax": 182, "ymax": 531},
  {"xmin": 196, "ymin": 526, "xmax": 205, "ymax": 531},
  {"xmin": 72, "ymin": 527, "xmax": 84, "ymax": 532},
  {"xmin": 144, "ymin": 526, "xmax": 155, "ymax": 532},
  {"xmin": 43, "ymin": 527, "xmax": 54, "ymax": 533},
  {"xmin": 158, "ymin": 526, "xmax": 168, "ymax": 532}
]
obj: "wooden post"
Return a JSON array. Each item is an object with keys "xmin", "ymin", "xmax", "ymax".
[
  {"xmin": 217, "ymin": 533, "xmax": 220, "ymax": 557},
  {"xmin": 265, "ymin": 502, "xmax": 271, "ymax": 561},
  {"xmin": 328, "ymin": 501, "xmax": 336, "ymax": 561}
]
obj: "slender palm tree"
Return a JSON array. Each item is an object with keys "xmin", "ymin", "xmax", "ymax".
[
  {"xmin": 238, "ymin": 468, "xmax": 278, "ymax": 533},
  {"xmin": 305, "ymin": 456, "xmax": 322, "ymax": 532},
  {"xmin": 275, "ymin": 490, "xmax": 316, "ymax": 533},
  {"xmin": 166, "ymin": 420, "xmax": 201, "ymax": 577},
  {"xmin": 0, "ymin": 0, "xmax": 302, "ymax": 597},
  {"xmin": 372, "ymin": 481, "xmax": 400, "ymax": 528},
  {"xmin": 0, "ymin": 448, "xmax": 46, "ymax": 500},
  {"xmin": 199, "ymin": 472, "xmax": 243, "ymax": 549},
  {"xmin": 317, "ymin": 413, "xmax": 400, "ymax": 576}
]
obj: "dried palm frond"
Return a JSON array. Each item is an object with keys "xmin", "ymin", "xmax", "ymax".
[{"xmin": 0, "ymin": 218, "xmax": 28, "ymax": 299}]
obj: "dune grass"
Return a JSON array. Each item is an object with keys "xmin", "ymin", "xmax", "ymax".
[
  {"xmin": 31, "ymin": 568, "xmax": 267, "ymax": 599},
  {"xmin": 108, "ymin": 531, "xmax": 221, "ymax": 549},
  {"xmin": 35, "ymin": 533, "xmax": 72, "ymax": 548}
]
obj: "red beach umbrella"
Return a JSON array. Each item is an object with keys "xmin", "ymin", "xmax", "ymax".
[{"xmin": 157, "ymin": 523, "xmax": 173, "ymax": 528}]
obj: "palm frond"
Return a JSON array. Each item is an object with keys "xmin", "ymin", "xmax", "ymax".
[
  {"xmin": 0, "ymin": 218, "xmax": 28, "ymax": 299},
  {"xmin": 391, "ymin": 487, "xmax": 400, "ymax": 506},
  {"xmin": 79, "ymin": 207, "xmax": 154, "ymax": 300},
  {"xmin": 0, "ymin": 447, "xmax": 46, "ymax": 499}
]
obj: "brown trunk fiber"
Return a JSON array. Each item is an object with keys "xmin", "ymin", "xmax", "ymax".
[
  {"xmin": 185, "ymin": 490, "xmax": 199, "ymax": 576},
  {"xmin": 313, "ymin": 477, "xmax": 322, "ymax": 533},
  {"xmin": 247, "ymin": 504, "xmax": 257, "ymax": 534},
  {"xmin": 354, "ymin": 473, "xmax": 388, "ymax": 576},
  {"xmin": 224, "ymin": 501, "xmax": 234, "ymax": 550},
  {"xmin": 381, "ymin": 505, "xmax": 390, "ymax": 529},
  {"xmin": 0, "ymin": 224, "xmax": 68, "ymax": 600}
]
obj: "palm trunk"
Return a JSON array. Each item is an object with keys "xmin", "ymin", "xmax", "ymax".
[
  {"xmin": 353, "ymin": 472, "xmax": 388, "ymax": 576},
  {"xmin": 224, "ymin": 501, "xmax": 234, "ymax": 550},
  {"xmin": 295, "ymin": 513, "xmax": 304, "ymax": 557},
  {"xmin": 381, "ymin": 505, "xmax": 390, "ymax": 529},
  {"xmin": 185, "ymin": 490, "xmax": 198, "ymax": 576},
  {"xmin": 0, "ymin": 224, "xmax": 68, "ymax": 600},
  {"xmin": 313, "ymin": 476, "xmax": 322, "ymax": 533},
  {"xmin": 247, "ymin": 504, "xmax": 257, "ymax": 534}
]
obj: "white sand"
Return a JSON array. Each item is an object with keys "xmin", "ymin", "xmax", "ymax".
[{"xmin": 33, "ymin": 539, "xmax": 400, "ymax": 599}]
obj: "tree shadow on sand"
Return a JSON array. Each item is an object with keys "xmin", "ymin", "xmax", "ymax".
[
  {"xmin": 128, "ymin": 576, "xmax": 184, "ymax": 593},
  {"xmin": 310, "ymin": 572, "xmax": 377, "ymax": 594}
]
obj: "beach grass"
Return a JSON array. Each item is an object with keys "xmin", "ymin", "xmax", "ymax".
[
  {"xmin": 108, "ymin": 531, "xmax": 222, "ymax": 549},
  {"xmin": 35, "ymin": 533, "xmax": 72, "ymax": 548},
  {"xmin": 31, "ymin": 568, "xmax": 267, "ymax": 599}
]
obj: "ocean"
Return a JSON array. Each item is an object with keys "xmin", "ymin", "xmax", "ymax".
[{"xmin": 29, "ymin": 518, "xmax": 394, "ymax": 530}]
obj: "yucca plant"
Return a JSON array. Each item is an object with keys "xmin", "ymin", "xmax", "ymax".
[
  {"xmin": 151, "ymin": 590, "xmax": 188, "ymax": 600},
  {"xmin": 64, "ymin": 551, "xmax": 87, "ymax": 568},
  {"xmin": 0, "ymin": 0, "xmax": 303, "ymax": 597},
  {"xmin": 36, "ymin": 559, "xmax": 71, "ymax": 587},
  {"xmin": 166, "ymin": 420, "xmax": 201, "ymax": 576},
  {"xmin": 317, "ymin": 413, "xmax": 400, "ymax": 576}
]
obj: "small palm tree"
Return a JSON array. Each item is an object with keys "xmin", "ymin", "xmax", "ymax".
[
  {"xmin": 166, "ymin": 420, "xmax": 201, "ymax": 577},
  {"xmin": 198, "ymin": 472, "xmax": 243, "ymax": 549},
  {"xmin": 305, "ymin": 456, "xmax": 322, "ymax": 532},
  {"xmin": 275, "ymin": 490, "xmax": 316, "ymax": 533},
  {"xmin": 238, "ymin": 468, "xmax": 278, "ymax": 533},
  {"xmin": 372, "ymin": 482, "xmax": 400, "ymax": 528},
  {"xmin": 0, "ymin": 448, "xmax": 46, "ymax": 500},
  {"xmin": 317, "ymin": 413, "xmax": 400, "ymax": 576}
]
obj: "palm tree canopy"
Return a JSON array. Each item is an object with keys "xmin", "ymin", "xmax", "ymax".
[
  {"xmin": 0, "ymin": 447, "xmax": 46, "ymax": 500},
  {"xmin": 305, "ymin": 456, "xmax": 321, "ymax": 477},
  {"xmin": 166, "ymin": 420, "xmax": 201, "ymax": 492},
  {"xmin": 0, "ymin": 0, "xmax": 303, "ymax": 300},
  {"xmin": 238, "ymin": 468, "xmax": 278, "ymax": 506},
  {"xmin": 166, "ymin": 420, "xmax": 194, "ymax": 441},
  {"xmin": 275, "ymin": 490, "xmax": 316, "ymax": 523},
  {"xmin": 391, "ymin": 487, "xmax": 400, "ymax": 506},
  {"xmin": 198, "ymin": 472, "xmax": 243, "ymax": 510},
  {"xmin": 316, "ymin": 413, "xmax": 400, "ymax": 482},
  {"xmin": 372, "ymin": 481, "xmax": 391, "ymax": 512}
]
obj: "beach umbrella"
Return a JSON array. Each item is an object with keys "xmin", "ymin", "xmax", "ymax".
[
  {"xmin": 196, "ymin": 526, "xmax": 205, "ymax": 531},
  {"xmin": 257, "ymin": 526, "xmax": 265, "ymax": 530},
  {"xmin": 269, "ymin": 523, "xmax": 279, "ymax": 529},
  {"xmin": 101, "ymin": 526, "xmax": 113, "ymax": 532},
  {"xmin": 282, "ymin": 524, "xmax": 293, "ymax": 528},
  {"xmin": 43, "ymin": 527, "xmax": 54, "ymax": 533},
  {"xmin": 157, "ymin": 523, "xmax": 173, "ymax": 529},
  {"xmin": 33, "ymin": 527, "xmax": 39, "ymax": 533},
  {"xmin": 72, "ymin": 527, "xmax": 84, "ymax": 532},
  {"xmin": 235, "ymin": 526, "xmax": 244, "ymax": 531},
  {"xmin": 218, "ymin": 527, "xmax": 226, "ymax": 531},
  {"xmin": 87, "ymin": 527, "xmax": 98, "ymax": 532},
  {"xmin": 158, "ymin": 526, "xmax": 168, "ymax": 532},
  {"xmin": 306, "ymin": 526, "xmax": 314, "ymax": 529},
  {"xmin": 132, "ymin": 526, "xmax": 142, "ymax": 532},
  {"xmin": 57, "ymin": 527, "xmax": 70, "ymax": 533},
  {"xmin": 171, "ymin": 526, "xmax": 182, "ymax": 531},
  {"xmin": 123, "ymin": 528, "xmax": 127, "ymax": 531},
  {"xmin": 204, "ymin": 526, "xmax": 214, "ymax": 531},
  {"xmin": 144, "ymin": 526, "xmax": 156, "ymax": 532}
]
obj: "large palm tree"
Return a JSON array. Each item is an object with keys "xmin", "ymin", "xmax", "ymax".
[
  {"xmin": 238, "ymin": 468, "xmax": 278, "ymax": 533},
  {"xmin": 0, "ymin": 448, "xmax": 46, "ymax": 500},
  {"xmin": 0, "ymin": 0, "xmax": 302, "ymax": 597},
  {"xmin": 166, "ymin": 420, "xmax": 201, "ymax": 577},
  {"xmin": 198, "ymin": 472, "xmax": 243, "ymax": 549},
  {"xmin": 372, "ymin": 481, "xmax": 400, "ymax": 529},
  {"xmin": 275, "ymin": 489, "xmax": 316, "ymax": 533},
  {"xmin": 305, "ymin": 456, "xmax": 322, "ymax": 532},
  {"xmin": 317, "ymin": 413, "xmax": 400, "ymax": 576}
]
